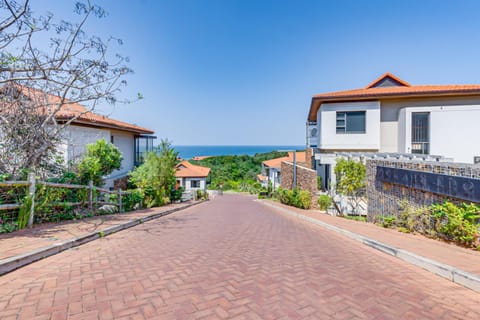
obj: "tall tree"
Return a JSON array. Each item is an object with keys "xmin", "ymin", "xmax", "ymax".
[{"xmin": 0, "ymin": 0, "xmax": 133, "ymax": 178}]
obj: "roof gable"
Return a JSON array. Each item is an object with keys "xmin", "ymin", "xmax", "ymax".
[
  {"xmin": 307, "ymin": 73, "xmax": 480, "ymax": 121},
  {"xmin": 175, "ymin": 160, "xmax": 211, "ymax": 178},
  {"xmin": 365, "ymin": 73, "xmax": 410, "ymax": 88}
]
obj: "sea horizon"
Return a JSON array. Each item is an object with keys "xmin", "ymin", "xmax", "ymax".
[{"xmin": 172, "ymin": 145, "xmax": 305, "ymax": 160}]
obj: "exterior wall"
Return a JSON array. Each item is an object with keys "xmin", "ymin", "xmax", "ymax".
[
  {"xmin": 280, "ymin": 161, "xmax": 319, "ymax": 208},
  {"xmin": 109, "ymin": 129, "xmax": 135, "ymax": 179},
  {"xmin": 404, "ymin": 105, "xmax": 480, "ymax": 163},
  {"xmin": 267, "ymin": 168, "xmax": 281, "ymax": 189},
  {"xmin": 317, "ymin": 101, "xmax": 381, "ymax": 150},
  {"xmin": 381, "ymin": 96, "xmax": 480, "ymax": 162},
  {"xmin": 62, "ymin": 125, "xmax": 110, "ymax": 163},
  {"xmin": 61, "ymin": 125, "xmax": 137, "ymax": 189},
  {"xmin": 177, "ymin": 177, "xmax": 207, "ymax": 191},
  {"xmin": 366, "ymin": 159, "xmax": 480, "ymax": 221}
]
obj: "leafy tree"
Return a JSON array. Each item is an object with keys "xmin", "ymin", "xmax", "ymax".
[
  {"xmin": 77, "ymin": 139, "xmax": 122, "ymax": 186},
  {"xmin": 334, "ymin": 158, "xmax": 366, "ymax": 214},
  {"xmin": 0, "ymin": 1, "xmax": 133, "ymax": 178},
  {"xmin": 191, "ymin": 151, "xmax": 289, "ymax": 192},
  {"xmin": 129, "ymin": 139, "xmax": 177, "ymax": 207}
]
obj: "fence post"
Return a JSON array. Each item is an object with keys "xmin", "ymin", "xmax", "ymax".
[
  {"xmin": 27, "ymin": 172, "xmax": 36, "ymax": 228},
  {"xmin": 88, "ymin": 180, "xmax": 93, "ymax": 212},
  {"xmin": 118, "ymin": 188, "xmax": 123, "ymax": 213}
]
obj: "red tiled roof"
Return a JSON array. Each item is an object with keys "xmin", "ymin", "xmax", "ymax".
[
  {"xmin": 175, "ymin": 161, "xmax": 211, "ymax": 178},
  {"xmin": 262, "ymin": 152, "xmax": 306, "ymax": 168},
  {"xmin": 257, "ymin": 174, "xmax": 267, "ymax": 182},
  {"xmin": 307, "ymin": 73, "xmax": 480, "ymax": 121},
  {"xmin": 6, "ymin": 85, "xmax": 154, "ymax": 134}
]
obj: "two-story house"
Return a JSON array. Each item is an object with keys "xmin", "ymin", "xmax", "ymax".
[{"xmin": 307, "ymin": 72, "xmax": 480, "ymax": 189}]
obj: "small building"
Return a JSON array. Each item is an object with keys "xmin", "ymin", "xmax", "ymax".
[
  {"xmin": 1, "ymin": 85, "xmax": 156, "ymax": 188},
  {"xmin": 175, "ymin": 161, "xmax": 211, "ymax": 191},
  {"xmin": 56, "ymin": 101, "xmax": 155, "ymax": 189},
  {"xmin": 307, "ymin": 72, "xmax": 480, "ymax": 189},
  {"xmin": 257, "ymin": 174, "xmax": 268, "ymax": 188},
  {"xmin": 262, "ymin": 152, "xmax": 306, "ymax": 189}
]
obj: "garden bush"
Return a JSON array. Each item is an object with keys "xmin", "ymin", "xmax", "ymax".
[
  {"xmin": 277, "ymin": 188, "xmax": 311, "ymax": 209},
  {"xmin": 123, "ymin": 189, "xmax": 144, "ymax": 211},
  {"xmin": 430, "ymin": 202, "xmax": 479, "ymax": 246},
  {"xmin": 381, "ymin": 200, "xmax": 480, "ymax": 247},
  {"xmin": 318, "ymin": 194, "xmax": 332, "ymax": 211}
]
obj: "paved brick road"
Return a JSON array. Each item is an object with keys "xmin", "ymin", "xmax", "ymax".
[{"xmin": 1, "ymin": 194, "xmax": 479, "ymax": 319}]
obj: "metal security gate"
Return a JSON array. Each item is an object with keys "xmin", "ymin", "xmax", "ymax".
[{"xmin": 411, "ymin": 112, "xmax": 430, "ymax": 154}]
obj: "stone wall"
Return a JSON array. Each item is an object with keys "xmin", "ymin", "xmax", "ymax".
[
  {"xmin": 305, "ymin": 147, "xmax": 315, "ymax": 169},
  {"xmin": 281, "ymin": 161, "xmax": 318, "ymax": 208},
  {"xmin": 367, "ymin": 159, "xmax": 480, "ymax": 220}
]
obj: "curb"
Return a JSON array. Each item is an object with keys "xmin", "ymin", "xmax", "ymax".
[
  {"xmin": 0, "ymin": 201, "xmax": 206, "ymax": 276},
  {"xmin": 260, "ymin": 200, "xmax": 480, "ymax": 293}
]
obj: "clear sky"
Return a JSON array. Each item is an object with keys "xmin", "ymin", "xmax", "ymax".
[{"xmin": 32, "ymin": 0, "xmax": 480, "ymax": 145}]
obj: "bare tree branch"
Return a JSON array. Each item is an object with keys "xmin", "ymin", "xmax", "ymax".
[{"xmin": 0, "ymin": 1, "xmax": 134, "ymax": 178}]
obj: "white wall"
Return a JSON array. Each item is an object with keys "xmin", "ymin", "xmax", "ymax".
[
  {"xmin": 62, "ymin": 125, "xmax": 110, "ymax": 163},
  {"xmin": 109, "ymin": 129, "xmax": 135, "ymax": 178},
  {"xmin": 401, "ymin": 105, "xmax": 480, "ymax": 163},
  {"xmin": 180, "ymin": 177, "xmax": 207, "ymax": 191},
  {"xmin": 61, "ymin": 125, "xmax": 137, "ymax": 188},
  {"xmin": 317, "ymin": 101, "xmax": 381, "ymax": 150}
]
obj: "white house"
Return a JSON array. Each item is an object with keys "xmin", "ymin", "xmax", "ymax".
[
  {"xmin": 58, "ymin": 105, "xmax": 155, "ymax": 188},
  {"xmin": 175, "ymin": 161, "xmax": 210, "ymax": 191},
  {"xmin": 1, "ymin": 85, "xmax": 155, "ymax": 188},
  {"xmin": 261, "ymin": 152, "xmax": 306, "ymax": 189},
  {"xmin": 307, "ymin": 72, "xmax": 480, "ymax": 189}
]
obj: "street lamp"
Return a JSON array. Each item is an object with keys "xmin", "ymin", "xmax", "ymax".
[{"xmin": 278, "ymin": 149, "xmax": 297, "ymax": 189}]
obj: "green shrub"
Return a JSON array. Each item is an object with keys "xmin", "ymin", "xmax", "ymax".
[
  {"xmin": 380, "ymin": 215, "xmax": 397, "ymax": 228},
  {"xmin": 318, "ymin": 194, "xmax": 332, "ymax": 211},
  {"xmin": 297, "ymin": 190, "xmax": 311, "ymax": 209},
  {"xmin": 77, "ymin": 139, "xmax": 122, "ymax": 186},
  {"xmin": 0, "ymin": 221, "xmax": 18, "ymax": 233},
  {"xmin": 17, "ymin": 195, "xmax": 32, "ymax": 229},
  {"xmin": 344, "ymin": 215, "xmax": 367, "ymax": 222},
  {"xmin": 317, "ymin": 176, "xmax": 323, "ymax": 191},
  {"xmin": 277, "ymin": 188, "xmax": 311, "ymax": 209},
  {"xmin": 431, "ymin": 201, "xmax": 479, "ymax": 245},
  {"xmin": 123, "ymin": 189, "xmax": 144, "ymax": 211}
]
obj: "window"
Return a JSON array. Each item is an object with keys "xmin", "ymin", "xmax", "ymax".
[
  {"xmin": 411, "ymin": 112, "xmax": 430, "ymax": 154},
  {"xmin": 110, "ymin": 135, "xmax": 114, "ymax": 144},
  {"xmin": 191, "ymin": 180, "xmax": 200, "ymax": 188},
  {"xmin": 336, "ymin": 111, "xmax": 366, "ymax": 134}
]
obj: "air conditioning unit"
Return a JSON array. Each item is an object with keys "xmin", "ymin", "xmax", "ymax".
[{"xmin": 474, "ymin": 156, "xmax": 480, "ymax": 164}]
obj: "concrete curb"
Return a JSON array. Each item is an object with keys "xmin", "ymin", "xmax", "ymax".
[
  {"xmin": 260, "ymin": 200, "xmax": 480, "ymax": 293},
  {"xmin": 0, "ymin": 201, "xmax": 206, "ymax": 276}
]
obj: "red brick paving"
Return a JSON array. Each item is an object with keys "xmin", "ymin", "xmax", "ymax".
[
  {"xmin": 0, "ymin": 194, "xmax": 479, "ymax": 319},
  {"xmin": 263, "ymin": 199, "xmax": 480, "ymax": 276},
  {"xmin": 0, "ymin": 202, "xmax": 194, "ymax": 261}
]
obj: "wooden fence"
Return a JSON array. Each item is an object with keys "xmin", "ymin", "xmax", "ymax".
[{"xmin": 0, "ymin": 173, "xmax": 133, "ymax": 228}]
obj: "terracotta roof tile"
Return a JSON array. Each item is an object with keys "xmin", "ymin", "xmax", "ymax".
[
  {"xmin": 257, "ymin": 174, "xmax": 267, "ymax": 182},
  {"xmin": 262, "ymin": 152, "xmax": 306, "ymax": 168},
  {"xmin": 308, "ymin": 73, "xmax": 480, "ymax": 121},
  {"xmin": 8, "ymin": 85, "xmax": 154, "ymax": 134},
  {"xmin": 175, "ymin": 161, "xmax": 211, "ymax": 178}
]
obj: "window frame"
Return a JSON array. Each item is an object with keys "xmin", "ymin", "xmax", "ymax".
[
  {"xmin": 190, "ymin": 180, "xmax": 201, "ymax": 188},
  {"xmin": 336, "ymin": 111, "xmax": 366, "ymax": 134}
]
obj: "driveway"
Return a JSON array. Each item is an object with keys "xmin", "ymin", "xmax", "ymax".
[{"xmin": 1, "ymin": 194, "xmax": 479, "ymax": 319}]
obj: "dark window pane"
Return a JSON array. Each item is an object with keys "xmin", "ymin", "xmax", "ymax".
[{"xmin": 346, "ymin": 111, "xmax": 366, "ymax": 133}]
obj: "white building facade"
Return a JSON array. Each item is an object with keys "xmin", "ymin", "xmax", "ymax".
[{"xmin": 307, "ymin": 73, "xmax": 480, "ymax": 189}]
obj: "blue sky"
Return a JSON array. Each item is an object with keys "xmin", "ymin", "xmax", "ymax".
[{"xmin": 34, "ymin": 0, "xmax": 480, "ymax": 145}]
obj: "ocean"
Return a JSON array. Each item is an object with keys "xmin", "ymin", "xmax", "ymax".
[{"xmin": 173, "ymin": 145, "xmax": 305, "ymax": 160}]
